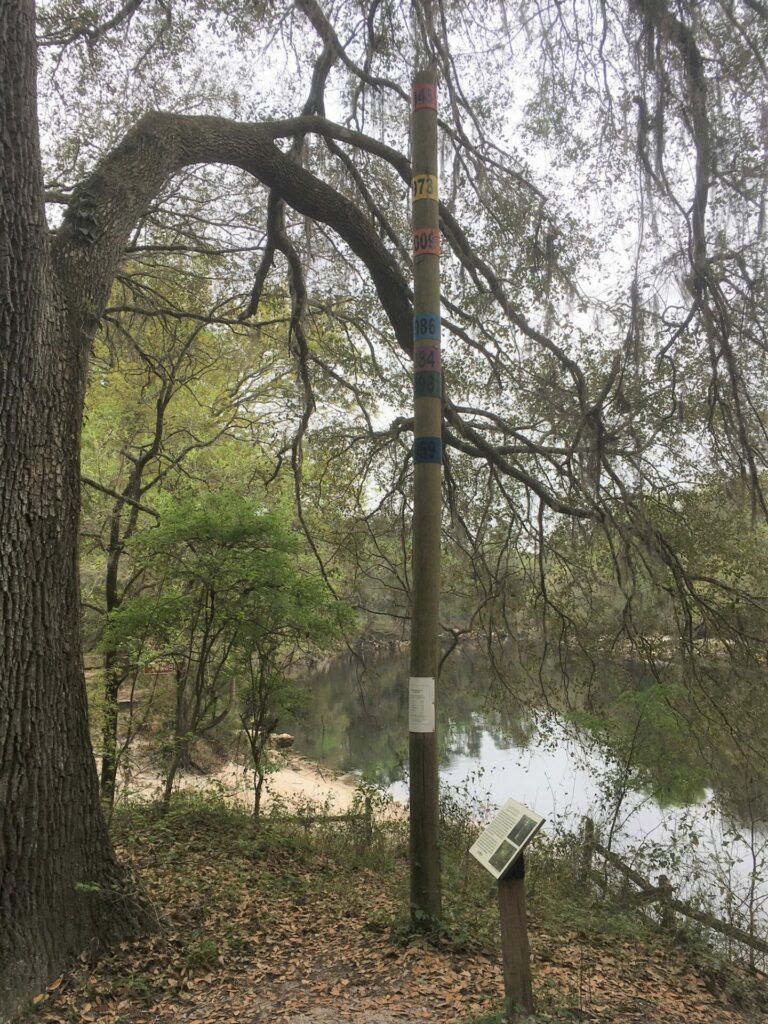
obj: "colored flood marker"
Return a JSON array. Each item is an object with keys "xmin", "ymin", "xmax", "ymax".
[
  {"xmin": 413, "ymin": 313, "xmax": 441, "ymax": 341},
  {"xmin": 412, "ymin": 173, "xmax": 439, "ymax": 201},
  {"xmin": 414, "ymin": 345, "xmax": 441, "ymax": 370},
  {"xmin": 413, "ymin": 227, "xmax": 441, "ymax": 256},
  {"xmin": 413, "ymin": 436, "xmax": 442, "ymax": 463},
  {"xmin": 412, "ymin": 81, "xmax": 438, "ymax": 110},
  {"xmin": 414, "ymin": 371, "xmax": 441, "ymax": 399}
]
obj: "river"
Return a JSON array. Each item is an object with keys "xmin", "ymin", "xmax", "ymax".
[{"xmin": 281, "ymin": 647, "xmax": 768, "ymax": 940}]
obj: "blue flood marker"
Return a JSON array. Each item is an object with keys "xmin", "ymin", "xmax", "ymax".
[
  {"xmin": 413, "ymin": 314, "xmax": 441, "ymax": 342},
  {"xmin": 413, "ymin": 436, "xmax": 443, "ymax": 464}
]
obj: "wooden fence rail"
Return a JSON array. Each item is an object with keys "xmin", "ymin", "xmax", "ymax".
[
  {"xmin": 295, "ymin": 796, "xmax": 373, "ymax": 845},
  {"xmin": 582, "ymin": 817, "xmax": 768, "ymax": 957}
]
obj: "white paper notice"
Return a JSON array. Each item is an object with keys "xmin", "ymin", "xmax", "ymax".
[{"xmin": 409, "ymin": 676, "xmax": 435, "ymax": 733}]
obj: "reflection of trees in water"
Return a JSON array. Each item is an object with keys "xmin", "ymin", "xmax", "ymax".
[
  {"xmin": 548, "ymin": 650, "xmax": 768, "ymax": 827},
  {"xmin": 716, "ymin": 771, "xmax": 768, "ymax": 832},
  {"xmin": 286, "ymin": 648, "xmax": 536, "ymax": 784},
  {"xmin": 442, "ymin": 710, "xmax": 535, "ymax": 761},
  {"xmin": 287, "ymin": 653, "xmax": 409, "ymax": 782},
  {"xmin": 443, "ymin": 716, "xmax": 484, "ymax": 760},
  {"xmin": 285, "ymin": 645, "xmax": 768, "ymax": 828}
]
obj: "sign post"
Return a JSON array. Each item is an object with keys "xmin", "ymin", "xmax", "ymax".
[
  {"xmin": 470, "ymin": 799, "xmax": 543, "ymax": 1019},
  {"xmin": 409, "ymin": 66, "xmax": 442, "ymax": 925},
  {"xmin": 498, "ymin": 855, "xmax": 533, "ymax": 1019}
]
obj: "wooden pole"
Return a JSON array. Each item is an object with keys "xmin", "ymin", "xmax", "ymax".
[
  {"xmin": 580, "ymin": 815, "xmax": 595, "ymax": 882},
  {"xmin": 498, "ymin": 854, "xmax": 534, "ymax": 1019},
  {"xmin": 409, "ymin": 65, "xmax": 442, "ymax": 926}
]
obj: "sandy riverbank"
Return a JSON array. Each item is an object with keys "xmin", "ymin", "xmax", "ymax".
[{"xmin": 116, "ymin": 750, "xmax": 370, "ymax": 814}]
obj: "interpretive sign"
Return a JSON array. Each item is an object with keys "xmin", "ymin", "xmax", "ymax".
[{"xmin": 469, "ymin": 798, "xmax": 544, "ymax": 879}]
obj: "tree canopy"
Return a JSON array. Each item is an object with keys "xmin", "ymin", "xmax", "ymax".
[{"xmin": 37, "ymin": 0, "xmax": 768, "ymax": 635}]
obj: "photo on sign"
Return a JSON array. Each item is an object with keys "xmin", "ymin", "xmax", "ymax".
[
  {"xmin": 489, "ymin": 840, "xmax": 518, "ymax": 873},
  {"xmin": 507, "ymin": 814, "xmax": 537, "ymax": 847},
  {"xmin": 469, "ymin": 797, "xmax": 545, "ymax": 880}
]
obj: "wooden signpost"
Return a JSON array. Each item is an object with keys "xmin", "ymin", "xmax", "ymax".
[
  {"xmin": 498, "ymin": 855, "xmax": 533, "ymax": 1018},
  {"xmin": 470, "ymin": 799, "xmax": 544, "ymax": 1019}
]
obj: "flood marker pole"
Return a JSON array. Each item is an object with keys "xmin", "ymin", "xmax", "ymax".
[{"xmin": 409, "ymin": 65, "xmax": 442, "ymax": 925}]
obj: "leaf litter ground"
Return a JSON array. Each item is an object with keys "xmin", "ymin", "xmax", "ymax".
[{"xmin": 24, "ymin": 799, "xmax": 767, "ymax": 1024}]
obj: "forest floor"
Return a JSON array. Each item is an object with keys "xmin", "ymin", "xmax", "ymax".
[{"xmin": 17, "ymin": 778, "xmax": 768, "ymax": 1024}]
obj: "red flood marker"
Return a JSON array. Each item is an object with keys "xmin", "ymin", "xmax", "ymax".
[
  {"xmin": 414, "ymin": 345, "xmax": 441, "ymax": 371},
  {"xmin": 413, "ymin": 228, "xmax": 440, "ymax": 256},
  {"xmin": 412, "ymin": 83, "xmax": 438, "ymax": 112}
]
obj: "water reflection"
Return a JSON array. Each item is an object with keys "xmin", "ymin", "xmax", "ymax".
[
  {"xmin": 285, "ymin": 649, "xmax": 537, "ymax": 789},
  {"xmin": 284, "ymin": 649, "xmax": 611, "ymax": 825},
  {"xmin": 282, "ymin": 649, "xmax": 767, "ymax": 920},
  {"xmin": 283, "ymin": 648, "xmax": 766, "ymax": 834}
]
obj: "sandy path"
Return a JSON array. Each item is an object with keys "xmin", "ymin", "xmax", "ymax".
[{"xmin": 209, "ymin": 755, "xmax": 362, "ymax": 811}]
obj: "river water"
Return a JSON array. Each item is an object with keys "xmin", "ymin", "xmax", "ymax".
[{"xmin": 282, "ymin": 649, "xmax": 767, "ymax": 938}]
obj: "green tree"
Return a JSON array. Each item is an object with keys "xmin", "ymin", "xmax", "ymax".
[
  {"xmin": 80, "ymin": 261, "xmax": 295, "ymax": 806},
  {"xmin": 103, "ymin": 492, "xmax": 350, "ymax": 814}
]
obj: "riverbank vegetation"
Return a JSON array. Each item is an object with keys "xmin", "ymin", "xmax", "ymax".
[{"xmin": 74, "ymin": 214, "xmax": 768, "ymax": 1008}]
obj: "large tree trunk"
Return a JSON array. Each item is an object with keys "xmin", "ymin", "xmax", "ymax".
[
  {"xmin": 0, "ymin": 0, "xmax": 417, "ymax": 1006},
  {"xmin": 0, "ymin": 0, "xmax": 154, "ymax": 1014}
]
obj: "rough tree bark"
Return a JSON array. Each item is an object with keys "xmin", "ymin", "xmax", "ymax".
[
  {"xmin": 1, "ymin": 1, "xmax": 418, "ymax": 1008},
  {"xmin": 0, "ymin": 0, "xmax": 155, "ymax": 1013}
]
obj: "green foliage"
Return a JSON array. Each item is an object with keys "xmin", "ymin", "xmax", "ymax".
[
  {"xmin": 184, "ymin": 935, "xmax": 221, "ymax": 971},
  {"xmin": 102, "ymin": 489, "xmax": 353, "ymax": 806},
  {"xmin": 109, "ymin": 492, "xmax": 322, "ymax": 640},
  {"xmin": 104, "ymin": 489, "xmax": 352, "ymax": 658},
  {"xmin": 570, "ymin": 683, "xmax": 708, "ymax": 807}
]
